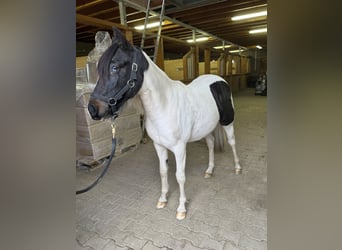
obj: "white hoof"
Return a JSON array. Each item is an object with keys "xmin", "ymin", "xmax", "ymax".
[
  {"xmin": 204, "ymin": 172, "xmax": 212, "ymax": 178},
  {"xmin": 235, "ymin": 168, "xmax": 242, "ymax": 175},
  {"xmin": 176, "ymin": 211, "xmax": 186, "ymax": 220},
  {"xmin": 156, "ymin": 201, "xmax": 167, "ymax": 209}
]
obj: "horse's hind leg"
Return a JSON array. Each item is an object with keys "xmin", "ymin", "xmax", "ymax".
[
  {"xmin": 223, "ymin": 123, "xmax": 242, "ymax": 174},
  {"xmin": 153, "ymin": 142, "xmax": 169, "ymax": 209},
  {"xmin": 204, "ymin": 134, "xmax": 215, "ymax": 178}
]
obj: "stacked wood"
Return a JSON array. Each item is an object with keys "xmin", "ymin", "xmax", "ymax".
[{"xmin": 76, "ymin": 83, "xmax": 144, "ymax": 167}]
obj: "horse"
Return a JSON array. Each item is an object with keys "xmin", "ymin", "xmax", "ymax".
[{"xmin": 88, "ymin": 28, "xmax": 241, "ymax": 220}]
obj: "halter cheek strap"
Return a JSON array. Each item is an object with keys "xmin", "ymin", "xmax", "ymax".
[{"xmin": 108, "ymin": 62, "xmax": 138, "ymax": 107}]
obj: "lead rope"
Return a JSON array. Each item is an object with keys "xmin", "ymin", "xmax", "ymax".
[{"xmin": 76, "ymin": 121, "xmax": 117, "ymax": 195}]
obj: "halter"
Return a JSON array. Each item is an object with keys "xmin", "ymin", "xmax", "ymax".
[
  {"xmin": 90, "ymin": 48, "xmax": 140, "ymax": 117},
  {"xmin": 108, "ymin": 62, "xmax": 138, "ymax": 111}
]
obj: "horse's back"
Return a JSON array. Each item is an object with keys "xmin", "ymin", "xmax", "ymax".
[
  {"xmin": 187, "ymin": 74, "xmax": 235, "ymax": 126},
  {"xmin": 182, "ymin": 75, "xmax": 225, "ymax": 141},
  {"xmin": 188, "ymin": 74, "xmax": 226, "ymax": 88}
]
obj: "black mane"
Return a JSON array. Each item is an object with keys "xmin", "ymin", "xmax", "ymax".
[
  {"xmin": 96, "ymin": 43, "xmax": 121, "ymax": 81},
  {"xmin": 97, "ymin": 29, "xmax": 136, "ymax": 81}
]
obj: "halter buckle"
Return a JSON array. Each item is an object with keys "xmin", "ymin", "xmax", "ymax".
[
  {"xmin": 132, "ymin": 63, "xmax": 138, "ymax": 72},
  {"xmin": 127, "ymin": 80, "xmax": 135, "ymax": 88}
]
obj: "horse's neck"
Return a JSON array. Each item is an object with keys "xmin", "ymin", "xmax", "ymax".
[{"xmin": 138, "ymin": 55, "xmax": 180, "ymax": 115}]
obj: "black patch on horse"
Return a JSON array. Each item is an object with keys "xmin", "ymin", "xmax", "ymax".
[{"xmin": 210, "ymin": 81, "xmax": 234, "ymax": 125}]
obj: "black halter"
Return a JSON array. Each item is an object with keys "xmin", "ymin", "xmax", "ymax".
[
  {"xmin": 90, "ymin": 48, "xmax": 139, "ymax": 117},
  {"xmin": 107, "ymin": 62, "xmax": 138, "ymax": 112}
]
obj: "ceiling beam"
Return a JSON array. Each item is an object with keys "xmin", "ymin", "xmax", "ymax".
[
  {"xmin": 76, "ymin": 13, "xmax": 129, "ymax": 30},
  {"xmin": 76, "ymin": 13, "xmax": 190, "ymax": 46},
  {"xmin": 114, "ymin": 0, "xmax": 247, "ymax": 50},
  {"xmin": 76, "ymin": 0, "xmax": 106, "ymax": 11}
]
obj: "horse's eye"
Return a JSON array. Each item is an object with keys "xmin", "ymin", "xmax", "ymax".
[{"xmin": 110, "ymin": 65, "xmax": 119, "ymax": 73}]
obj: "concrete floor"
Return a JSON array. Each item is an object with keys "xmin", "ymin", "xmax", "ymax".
[{"xmin": 76, "ymin": 88, "xmax": 267, "ymax": 250}]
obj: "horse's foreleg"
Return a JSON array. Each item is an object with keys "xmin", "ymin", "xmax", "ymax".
[
  {"xmin": 204, "ymin": 134, "xmax": 215, "ymax": 178},
  {"xmin": 153, "ymin": 142, "xmax": 169, "ymax": 209},
  {"xmin": 173, "ymin": 143, "xmax": 187, "ymax": 220},
  {"xmin": 224, "ymin": 124, "xmax": 242, "ymax": 174}
]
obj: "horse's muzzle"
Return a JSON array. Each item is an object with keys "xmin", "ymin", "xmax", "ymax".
[{"xmin": 88, "ymin": 102, "xmax": 101, "ymax": 120}]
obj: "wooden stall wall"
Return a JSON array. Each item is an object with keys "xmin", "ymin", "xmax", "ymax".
[
  {"xmin": 164, "ymin": 59, "xmax": 219, "ymax": 81},
  {"xmin": 77, "ymin": 54, "xmax": 250, "ymax": 92}
]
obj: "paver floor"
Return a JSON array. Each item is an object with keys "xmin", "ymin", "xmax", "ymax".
[{"xmin": 76, "ymin": 88, "xmax": 267, "ymax": 250}]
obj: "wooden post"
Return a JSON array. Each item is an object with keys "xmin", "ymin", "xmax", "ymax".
[
  {"xmin": 218, "ymin": 53, "xmax": 226, "ymax": 77},
  {"xmin": 194, "ymin": 45, "xmax": 199, "ymax": 77},
  {"xmin": 204, "ymin": 48, "xmax": 211, "ymax": 74},
  {"xmin": 228, "ymin": 54, "xmax": 232, "ymax": 75},
  {"xmin": 237, "ymin": 55, "xmax": 241, "ymax": 74},
  {"xmin": 125, "ymin": 30, "xmax": 133, "ymax": 45},
  {"xmin": 183, "ymin": 47, "xmax": 194, "ymax": 81},
  {"xmin": 155, "ymin": 37, "xmax": 164, "ymax": 70}
]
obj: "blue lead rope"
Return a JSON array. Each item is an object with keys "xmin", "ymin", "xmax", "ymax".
[{"xmin": 76, "ymin": 124, "xmax": 116, "ymax": 195}]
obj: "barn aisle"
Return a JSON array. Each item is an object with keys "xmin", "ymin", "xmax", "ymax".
[{"xmin": 76, "ymin": 88, "xmax": 267, "ymax": 250}]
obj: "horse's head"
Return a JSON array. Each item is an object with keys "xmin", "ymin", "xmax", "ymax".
[{"xmin": 88, "ymin": 28, "xmax": 148, "ymax": 120}]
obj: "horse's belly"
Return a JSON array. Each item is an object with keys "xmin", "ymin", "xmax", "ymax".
[
  {"xmin": 189, "ymin": 118, "xmax": 218, "ymax": 142},
  {"xmin": 145, "ymin": 120, "xmax": 181, "ymax": 148}
]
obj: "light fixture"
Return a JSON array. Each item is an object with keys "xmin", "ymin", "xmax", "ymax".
[
  {"xmin": 213, "ymin": 45, "xmax": 232, "ymax": 49},
  {"xmin": 256, "ymin": 45, "xmax": 263, "ymax": 49},
  {"xmin": 231, "ymin": 10, "xmax": 267, "ymax": 21},
  {"xmin": 186, "ymin": 37, "xmax": 209, "ymax": 43},
  {"xmin": 229, "ymin": 49, "xmax": 244, "ymax": 53},
  {"xmin": 134, "ymin": 21, "xmax": 164, "ymax": 30},
  {"xmin": 249, "ymin": 28, "xmax": 267, "ymax": 34}
]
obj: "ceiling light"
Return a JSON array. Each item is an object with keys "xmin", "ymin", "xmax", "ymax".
[
  {"xmin": 229, "ymin": 49, "xmax": 244, "ymax": 53},
  {"xmin": 213, "ymin": 45, "xmax": 232, "ymax": 49},
  {"xmin": 249, "ymin": 28, "xmax": 267, "ymax": 34},
  {"xmin": 186, "ymin": 37, "xmax": 209, "ymax": 43},
  {"xmin": 134, "ymin": 21, "xmax": 164, "ymax": 30},
  {"xmin": 256, "ymin": 45, "xmax": 263, "ymax": 49},
  {"xmin": 231, "ymin": 11, "xmax": 267, "ymax": 21}
]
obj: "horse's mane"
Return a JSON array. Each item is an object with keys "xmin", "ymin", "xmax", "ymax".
[
  {"xmin": 97, "ymin": 43, "xmax": 119, "ymax": 80},
  {"xmin": 97, "ymin": 33, "xmax": 136, "ymax": 81},
  {"xmin": 97, "ymin": 43, "xmax": 119, "ymax": 78}
]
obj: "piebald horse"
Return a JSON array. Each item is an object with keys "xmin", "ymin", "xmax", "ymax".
[{"xmin": 88, "ymin": 28, "xmax": 241, "ymax": 220}]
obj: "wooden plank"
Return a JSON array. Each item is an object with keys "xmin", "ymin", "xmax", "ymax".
[
  {"xmin": 76, "ymin": 14, "xmax": 129, "ymax": 30},
  {"xmin": 76, "ymin": 0, "xmax": 105, "ymax": 11},
  {"xmin": 76, "ymin": 14, "xmax": 189, "ymax": 46}
]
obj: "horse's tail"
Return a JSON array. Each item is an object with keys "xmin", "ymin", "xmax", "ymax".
[{"xmin": 213, "ymin": 124, "xmax": 227, "ymax": 152}]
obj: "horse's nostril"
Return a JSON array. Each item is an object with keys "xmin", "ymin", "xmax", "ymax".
[{"xmin": 88, "ymin": 103, "xmax": 97, "ymax": 117}]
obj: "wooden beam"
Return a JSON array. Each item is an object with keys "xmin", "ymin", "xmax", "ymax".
[
  {"xmin": 76, "ymin": 14, "xmax": 188, "ymax": 45},
  {"xmin": 228, "ymin": 54, "xmax": 232, "ymax": 75},
  {"xmin": 125, "ymin": 30, "xmax": 134, "ymax": 44},
  {"xmin": 155, "ymin": 37, "xmax": 165, "ymax": 70},
  {"xmin": 194, "ymin": 45, "xmax": 199, "ymax": 77},
  {"xmin": 76, "ymin": 0, "xmax": 105, "ymax": 11},
  {"xmin": 204, "ymin": 48, "xmax": 211, "ymax": 74},
  {"xmin": 76, "ymin": 14, "xmax": 129, "ymax": 30}
]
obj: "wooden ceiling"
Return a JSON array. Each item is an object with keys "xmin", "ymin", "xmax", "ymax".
[{"xmin": 76, "ymin": 0, "xmax": 267, "ymax": 58}]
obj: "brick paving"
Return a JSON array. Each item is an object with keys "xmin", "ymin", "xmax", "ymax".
[{"xmin": 76, "ymin": 88, "xmax": 267, "ymax": 250}]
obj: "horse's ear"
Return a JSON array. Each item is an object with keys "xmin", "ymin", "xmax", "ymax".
[{"xmin": 112, "ymin": 28, "xmax": 132, "ymax": 50}]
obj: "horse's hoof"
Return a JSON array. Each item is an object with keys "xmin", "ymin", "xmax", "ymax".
[
  {"xmin": 204, "ymin": 172, "xmax": 212, "ymax": 178},
  {"xmin": 176, "ymin": 211, "xmax": 186, "ymax": 220},
  {"xmin": 156, "ymin": 201, "xmax": 167, "ymax": 209},
  {"xmin": 235, "ymin": 168, "xmax": 242, "ymax": 175}
]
